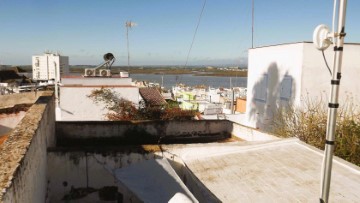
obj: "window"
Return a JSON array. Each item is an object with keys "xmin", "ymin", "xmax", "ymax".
[
  {"xmin": 35, "ymin": 58, "xmax": 40, "ymax": 67},
  {"xmin": 280, "ymin": 76, "xmax": 292, "ymax": 100},
  {"xmin": 254, "ymin": 74, "xmax": 268, "ymax": 102}
]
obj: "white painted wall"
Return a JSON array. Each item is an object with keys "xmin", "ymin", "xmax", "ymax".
[
  {"xmin": 245, "ymin": 42, "xmax": 360, "ymax": 130},
  {"xmin": 245, "ymin": 43, "xmax": 303, "ymax": 129},
  {"xmin": 59, "ymin": 77, "xmax": 138, "ymax": 121},
  {"xmin": 302, "ymin": 43, "xmax": 360, "ymax": 103},
  {"xmin": 60, "ymin": 86, "xmax": 139, "ymax": 121},
  {"xmin": 61, "ymin": 77, "xmax": 132, "ymax": 86}
]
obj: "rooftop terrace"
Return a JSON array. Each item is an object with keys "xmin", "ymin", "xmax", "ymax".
[{"xmin": 0, "ymin": 93, "xmax": 359, "ymax": 202}]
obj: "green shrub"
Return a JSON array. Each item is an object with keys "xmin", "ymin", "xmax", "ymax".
[
  {"xmin": 87, "ymin": 88, "xmax": 196, "ymax": 121},
  {"xmin": 273, "ymin": 96, "xmax": 360, "ymax": 166}
]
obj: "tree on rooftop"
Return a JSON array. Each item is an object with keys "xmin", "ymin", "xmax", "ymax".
[{"xmin": 88, "ymin": 88, "xmax": 197, "ymax": 121}]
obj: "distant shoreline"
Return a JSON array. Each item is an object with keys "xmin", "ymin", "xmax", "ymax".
[
  {"xmin": 0, "ymin": 65, "xmax": 248, "ymax": 78},
  {"xmin": 71, "ymin": 67, "xmax": 248, "ymax": 77}
]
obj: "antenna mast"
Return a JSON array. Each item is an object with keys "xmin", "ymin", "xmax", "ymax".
[
  {"xmin": 125, "ymin": 21, "xmax": 137, "ymax": 68},
  {"xmin": 252, "ymin": 0, "xmax": 254, "ymax": 48},
  {"xmin": 312, "ymin": 0, "xmax": 348, "ymax": 202}
]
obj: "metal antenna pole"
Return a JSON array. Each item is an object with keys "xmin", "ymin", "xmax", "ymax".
[
  {"xmin": 320, "ymin": 0, "xmax": 347, "ymax": 202},
  {"xmin": 126, "ymin": 21, "xmax": 130, "ymax": 67},
  {"xmin": 252, "ymin": 0, "xmax": 254, "ymax": 48}
]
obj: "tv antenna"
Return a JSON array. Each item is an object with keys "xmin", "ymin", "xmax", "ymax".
[
  {"xmin": 125, "ymin": 21, "xmax": 137, "ymax": 68},
  {"xmin": 313, "ymin": 0, "xmax": 348, "ymax": 202}
]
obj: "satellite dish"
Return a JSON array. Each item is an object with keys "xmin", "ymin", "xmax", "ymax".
[
  {"xmin": 103, "ymin": 53, "xmax": 114, "ymax": 61},
  {"xmin": 313, "ymin": 24, "xmax": 332, "ymax": 50}
]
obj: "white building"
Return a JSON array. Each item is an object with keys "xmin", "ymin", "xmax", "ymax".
[
  {"xmin": 245, "ymin": 42, "xmax": 360, "ymax": 130},
  {"xmin": 32, "ymin": 53, "xmax": 69, "ymax": 81},
  {"xmin": 59, "ymin": 76, "xmax": 140, "ymax": 121}
]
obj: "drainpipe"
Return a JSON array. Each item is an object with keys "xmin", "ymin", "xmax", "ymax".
[
  {"xmin": 54, "ymin": 62, "xmax": 61, "ymax": 120},
  {"xmin": 320, "ymin": 0, "xmax": 347, "ymax": 202}
]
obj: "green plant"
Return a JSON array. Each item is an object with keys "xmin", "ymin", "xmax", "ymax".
[
  {"xmin": 273, "ymin": 96, "xmax": 360, "ymax": 166},
  {"xmin": 87, "ymin": 88, "xmax": 196, "ymax": 121}
]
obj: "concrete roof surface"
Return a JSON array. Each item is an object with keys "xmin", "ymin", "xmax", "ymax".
[{"xmin": 165, "ymin": 138, "xmax": 360, "ymax": 203}]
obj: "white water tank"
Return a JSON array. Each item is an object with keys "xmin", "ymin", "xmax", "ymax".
[{"xmin": 120, "ymin": 71, "xmax": 129, "ymax": 78}]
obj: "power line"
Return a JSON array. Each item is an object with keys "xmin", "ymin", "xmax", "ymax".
[{"xmin": 184, "ymin": 0, "xmax": 207, "ymax": 67}]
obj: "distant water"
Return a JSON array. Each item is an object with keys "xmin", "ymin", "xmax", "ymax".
[{"xmin": 131, "ymin": 74, "xmax": 247, "ymax": 89}]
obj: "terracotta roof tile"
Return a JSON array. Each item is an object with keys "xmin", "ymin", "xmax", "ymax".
[{"xmin": 139, "ymin": 87, "xmax": 167, "ymax": 106}]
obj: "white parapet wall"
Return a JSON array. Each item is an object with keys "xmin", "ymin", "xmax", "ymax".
[{"xmin": 59, "ymin": 77, "xmax": 139, "ymax": 121}]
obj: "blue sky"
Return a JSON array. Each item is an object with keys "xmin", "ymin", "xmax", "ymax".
[{"xmin": 0, "ymin": 0, "xmax": 359, "ymax": 66}]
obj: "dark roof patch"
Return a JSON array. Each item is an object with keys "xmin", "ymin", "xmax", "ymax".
[{"xmin": 0, "ymin": 70, "xmax": 21, "ymax": 82}]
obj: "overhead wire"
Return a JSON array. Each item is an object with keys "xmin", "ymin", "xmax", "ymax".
[
  {"xmin": 322, "ymin": 50, "xmax": 332, "ymax": 75},
  {"xmin": 184, "ymin": 0, "xmax": 207, "ymax": 68}
]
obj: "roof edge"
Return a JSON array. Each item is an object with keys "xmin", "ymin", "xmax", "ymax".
[{"xmin": 250, "ymin": 41, "xmax": 360, "ymax": 50}]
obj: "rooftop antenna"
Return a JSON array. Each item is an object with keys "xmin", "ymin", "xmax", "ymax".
[
  {"xmin": 313, "ymin": 0, "xmax": 348, "ymax": 202},
  {"xmin": 252, "ymin": 0, "xmax": 254, "ymax": 48},
  {"xmin": 125, "ymin": 21, "xmax": 137, "ymax": 68}
]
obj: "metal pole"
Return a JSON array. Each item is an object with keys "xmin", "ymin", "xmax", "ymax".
[
  {"xmin": 320, "ymin": 1, "xmax": 347, "ymax": 202},
  {"xmin": 126, "ymin": 22, "xmax": 130, "ymax": 67},
  {"xmin": 161, "ymin": 75, "xmax": 164, "ymax": 89},
  {"xmin": 252, "ymin": 0, "xmax": 254, "ymax": 48},
  {"xmin": 54, "ymin": 62, "xmax": 59, "ymax": 108},
  {"xmin": 230, "ymin": 77, "xmax": 234, "ymax": 114},
  {"xmin": 231, "ymin": 89, "xmax": 235, "ymax": 114}
]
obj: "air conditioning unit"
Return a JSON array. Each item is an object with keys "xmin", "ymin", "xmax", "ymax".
[
  {"xmin": 99, "ymin": 69, "xmax": 111, "ymax": 77},
  {"xmin": 84, "ymin": 69, "xmax": 96, "ymax": 77}
]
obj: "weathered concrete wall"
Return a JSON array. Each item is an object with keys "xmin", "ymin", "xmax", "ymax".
[
  {"xmin": 0, "ymin": 92, "xmax": 55, "ymax": 203},
  {"xmin": 0, "ymin": 92, "xmax": 44, "ymax": 108},
  {"xmin": 47, "ymin": 150, "xmax": 161, "ymax": 202},
  {"xmin": 56, "ymin": 120, "xmax": 232, "ymax": 146},
  {"xmin": 47, "ymin": 149, "xmax": 219, "ymax": 203}
]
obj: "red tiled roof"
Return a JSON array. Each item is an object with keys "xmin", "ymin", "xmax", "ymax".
[{"xmin": 139, "ymin": 87, "xmax": 167, "ymax": 106}]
